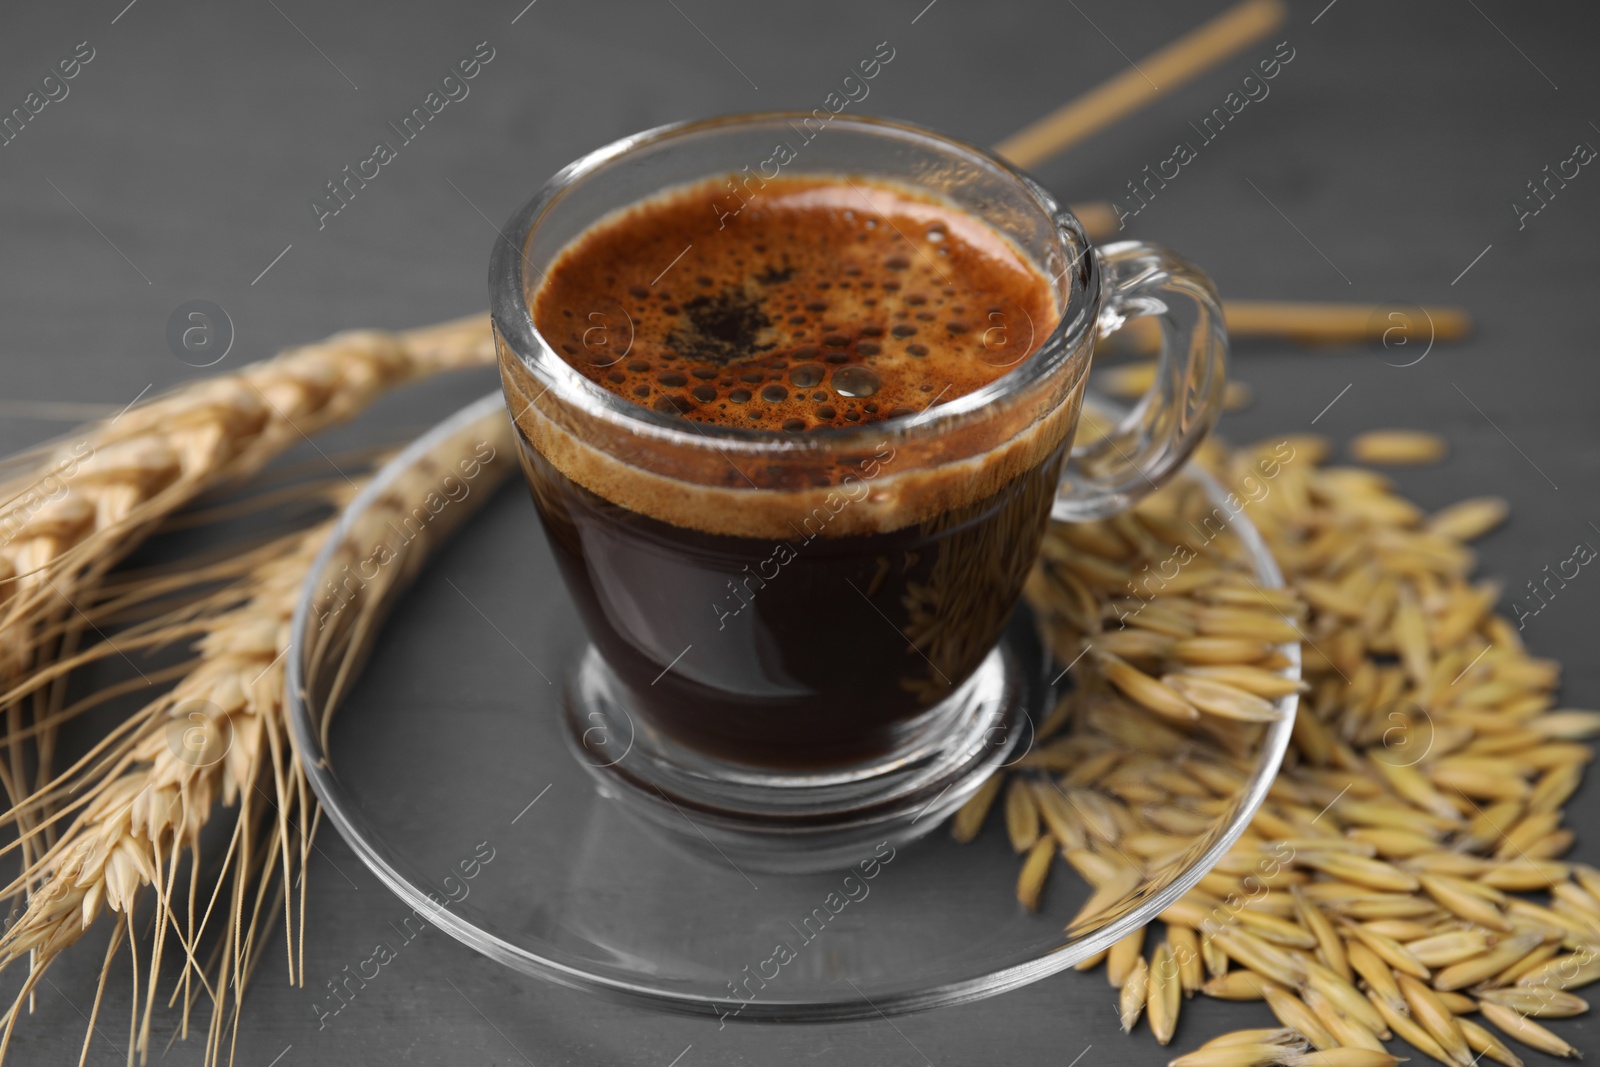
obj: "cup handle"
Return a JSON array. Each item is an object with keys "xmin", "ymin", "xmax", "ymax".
[{"xmin": 1052, "ymin": 238, "xmax": 1229, "ymax": 523}]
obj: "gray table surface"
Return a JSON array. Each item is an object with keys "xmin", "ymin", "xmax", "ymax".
[{"xmin": 3, "ymin": 0, "xmax": 1599, "ymax": 1063}]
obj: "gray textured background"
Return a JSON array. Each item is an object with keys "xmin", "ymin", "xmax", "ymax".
[{"xmin": 3, "ymin": 0, "xmax": 1598, "ymax": 1063}]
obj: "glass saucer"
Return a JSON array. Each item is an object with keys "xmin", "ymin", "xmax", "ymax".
[{"xmin": 286, "ymin": 392, "xmax": 1297, "ymax": 1021}]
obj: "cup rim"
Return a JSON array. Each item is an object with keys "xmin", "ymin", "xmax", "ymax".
[{"xmin": 489, "ymin": 110, "xmax": 1100, "ymax": 456}]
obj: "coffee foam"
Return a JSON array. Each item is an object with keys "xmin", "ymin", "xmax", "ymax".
[
  {"xmin": 506, "ymin": 174, "xmax": 1077, "ymax": 539},
  {"xmin": 533, "ymin": 176, "xmax": 1057, "ymax": 431}
]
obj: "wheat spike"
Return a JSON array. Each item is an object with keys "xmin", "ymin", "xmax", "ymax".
[
  {"xmin": 0, "ymin": 315, "xmax": 492, "ymax": 679},
  {"xmin": 0, "ymin": 396, "xmax": 509, "ymax": 1064}
]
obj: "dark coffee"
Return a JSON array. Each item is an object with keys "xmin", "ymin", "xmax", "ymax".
[{"xmin": 508, "ymin": 175, "xmax": 1065, "ymax": 767}]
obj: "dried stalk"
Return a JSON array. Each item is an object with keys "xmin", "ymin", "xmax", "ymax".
[
  {"xmin": 0, "ymin": 314, "xmax": 491, "ymax": 1049},
  {"xmin": 0, "ymin": 402, "xmax": 512, "ymax": 1065}
]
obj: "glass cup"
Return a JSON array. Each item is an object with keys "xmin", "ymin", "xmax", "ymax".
[{"xmin": 491, "ymin": 112, "xmax": 1227, "ymax": 872}]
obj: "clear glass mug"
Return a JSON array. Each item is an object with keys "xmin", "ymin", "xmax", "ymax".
[{"xmin": 491, "ymin": 112, "xmax": 1226, "ymax": 871}]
